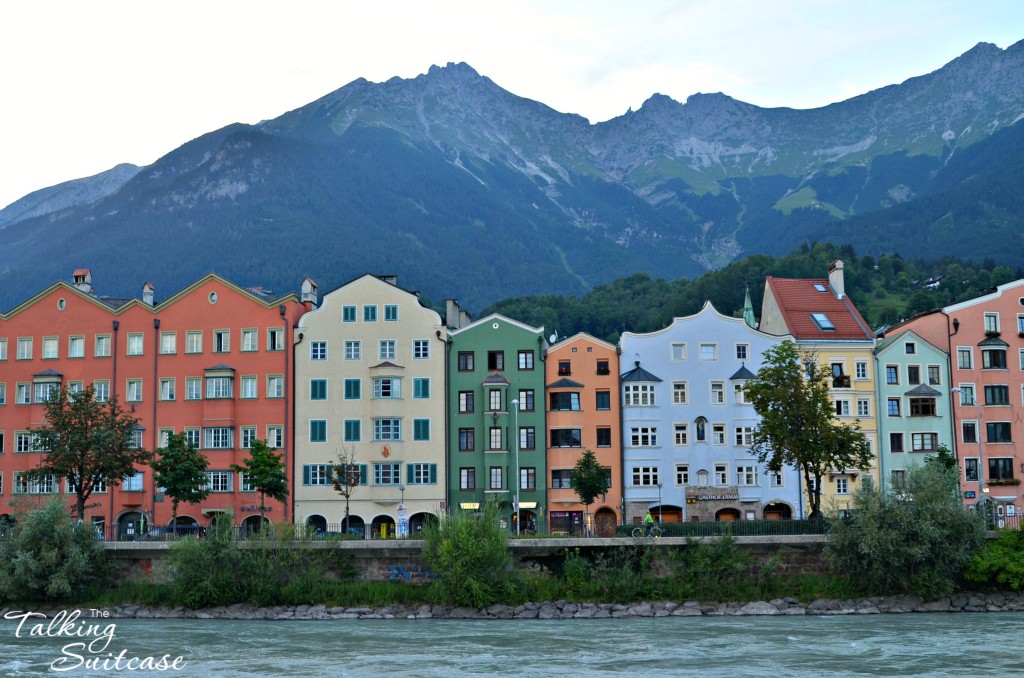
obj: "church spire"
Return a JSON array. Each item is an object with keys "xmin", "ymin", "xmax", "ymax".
[{"xmin": 743, "ymin": 286, "xmax": 757, "ymax": 329}]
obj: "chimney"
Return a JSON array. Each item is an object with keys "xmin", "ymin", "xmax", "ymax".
[
  {"xmin": 301, "ymin": 277, "xmax": 319, "ymax": 308},
  {"xmin": 378, "ymin": 274, "xmax": 398, "ymax": 286},
  {"xmin": 72, "ymin": 269, "xmax": 93, "ymax": 294},
  {"xmin": 142, "ymin": 282, "xmax": 155, "ymax": 306},
  {"xmin": 445, "ymin": 299, "xmax": 472, "ymax": 330},
  {"xmin": 828, "ymin": 260, "xmax": 845, "ymax": 299}
]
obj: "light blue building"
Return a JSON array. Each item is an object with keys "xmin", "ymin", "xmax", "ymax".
[{"xmin": 619, "ymin": 302, "xmax": 803, "ymax": 524}]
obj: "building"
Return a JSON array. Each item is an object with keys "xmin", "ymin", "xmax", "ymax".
[
  {"xmin": 447, "ymin": 314, "xmax": 547, "ymax": 532},
  {"xmin": 0, "ymin": 270, "xmax": 311, "ymax": 537},
  {"xmin": 292, "ymin": 275, "xmax": 447, "ymax": 538},
  {"xmin": 545, "ymin": 333, "xmax": 622, "ymax": 536},
  {"xmin": 758, "ymin": 260, "xmax": 879, "ymax": 515},
  {"xmin": 873, "ymin": 329, "xmax": 954, "ymax": 492},
  {"xmin": 898, "ymin": 278, "xmax": 1024, "ymax": 520},
  {"xmin": 619, "ymin": 301, "xmax": 802, "ymax": 524}
]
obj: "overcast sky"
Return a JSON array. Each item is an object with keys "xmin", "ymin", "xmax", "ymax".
[{"xmin": 1, "ymin": 0, "xmax": 1022, "ymax": 209}]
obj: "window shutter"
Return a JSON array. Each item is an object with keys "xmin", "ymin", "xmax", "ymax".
[
  {"xmin": 359, "ymin": 464, "xmax": 367, "ymax": 485},
  {"xmin": 429, "ymin": 463, "xmax": 437, "ymax": 484},
  {"xmin": 407, "ymin": 463, "xmax": 414, "ymax": 484},
  {"xmin": 303, "ymin": 465, "xmax": 311, "ymax": 486}
]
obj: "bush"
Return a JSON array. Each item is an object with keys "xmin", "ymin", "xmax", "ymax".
[
  {"xmin": 0, "ymin": 498, "xmax": 108, "ymax": 602},
  {"xmin": 422, "ymin": 501, "xmax": 521, "ymax": 607},
  {"xmin": 964, "ymin": 529, "xmax": 1024, "ymax": 591},
  {"xmin": 666, "ymin": 536, "xmax": 757, "ymax": 600}
]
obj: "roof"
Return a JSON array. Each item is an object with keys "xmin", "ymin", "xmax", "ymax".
[
  {"xmin": 621, "ymin": 365, "xmax": 662, "ymax": 383},
  {"xmin": 546, "ymin": 377, "xmax": 585, "ymax": 389},
  {"xmin": 482, "ymin": 371, "xmax": 510, "ymax": 386},
  {"xmin": 370, "ymin": 361, "xmax": 405, "ymax": 369},
  {"xmin": 764, "ymin": 276, "xmax": 873, "ymax": 341},
  {"xmin": 905, "ymin": 384, "xmax": 942, "ymax": 397},
  {"xmin": 730, "ymin": 365, "xmax": 756, "ymax": 380}
]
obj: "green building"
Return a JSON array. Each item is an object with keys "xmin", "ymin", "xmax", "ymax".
[{"xmin": 448, "ymin": 313, "xmax": 548, "ymax": 532}]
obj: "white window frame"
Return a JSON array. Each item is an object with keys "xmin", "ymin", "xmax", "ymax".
[
  {"xmin": 126, "ymin": 333, "xmax": 144, "ymax": 356},
  {"xmin": 241, "ymin": 328, "xmax": 258, "ymax": 352}
]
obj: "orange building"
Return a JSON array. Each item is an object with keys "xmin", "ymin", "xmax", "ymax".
[
  {"xmin": 545, "ymin": 333, "xmax": 621, "ymax": 536},
  {"xmin": 0, "ymin": 270, "xmax": 313, "ymax": 538}
]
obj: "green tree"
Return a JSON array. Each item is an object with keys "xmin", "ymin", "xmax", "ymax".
[
  {"xmin": 331, "ymin": 445, "xmax": 361, "ymax": 533},
  {"xmin": 29, "ymin": 385, "xmax": 150, "ymax": 521},
  {"xmin": 825, "ymin": 462, "xmax": 985, "ymax": 598},
  {"xmin": 151, "ymin": 433, "xmax": 210, "ymax": 529},
  {"xmin": 569, "ymin": 449, "xmax": 611, "ymax": 536},
  {"xmin": 231, "ymin": 439, "xmax": 288, "ymax": 526},
  {"xmin": 744, "ymin": 341, "xmax": 872, "ymax": 518}
]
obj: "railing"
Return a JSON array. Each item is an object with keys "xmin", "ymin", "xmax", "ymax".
[{"xmin": 615, "ymin": 518, "xmax": 830, "ymax": 538}]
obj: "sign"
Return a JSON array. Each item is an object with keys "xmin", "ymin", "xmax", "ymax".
[
  {"xmin": 694, "ymin": 494, "xmax": 739, "ymax": 502},
  {"xmin": 964, "ymin": 491, "xmax": 976, "ymax": 499},
  {"xmin": 241, "ymin": 505, "xmax": 272, "ymax": 512}
]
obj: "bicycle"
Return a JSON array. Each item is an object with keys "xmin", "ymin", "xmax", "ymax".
[{"xmin": 631, "ymin": 525, "xmax": 662, "ymax": 538}]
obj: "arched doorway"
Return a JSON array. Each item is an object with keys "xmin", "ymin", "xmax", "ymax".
[
  {"xmin": 117, "ymin": 511, "xmax": 145, "ymax": 541},
  {"xmin": 241, "ymin": 515, "xmax": 269, "ymax": 537},
  {"xmin": 763, "ymin": 502, "xmax": 793, "ymax": 520},
  {"xmin": 371, "ymin": 514, "xmax": 396, "ymax": 539},
  {"xmin": 651, "ymin": 505, "xmax": 683, "ymax": 523},
  {"xmin": 343, "ymin": 515, "xmax": 366, "ymax": 538},
  {"xmin": 716, "ymin": 508, "xmax": 741, "ymax": 522},
  {"xmin": 306, "ymin": 514, "xmax": 327, "ymax": 534},
  {"xmin": 409, "ymin": 512, "xmax": 436, "ymax": 537},
  {"xmin": 517, "ymin": 509, "xmax": 538, "ymax": 534},
  {"xmin": 594, "ymin": 508, "xmax": 617, "ymax": 537}
]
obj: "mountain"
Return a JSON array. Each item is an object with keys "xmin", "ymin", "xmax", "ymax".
[
  {"xmin": 1, "ymin": 41, "xmax": 1022, "ymax": 312},
  {"xmin": 0, "ymin": 163, "xmax": 140, "ymax": 230}
]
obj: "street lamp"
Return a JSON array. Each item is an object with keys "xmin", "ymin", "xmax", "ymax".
[
  {"xmin": 657, "ymin": 482, "xmax": 663, "ymax": 523},
  {"xmin": 951, "ymin": 387, "xmax": 990, "ymax": 525},
  {"xmin": 511, "ymin": 398, "xmax": 520, "ymax": 535}
]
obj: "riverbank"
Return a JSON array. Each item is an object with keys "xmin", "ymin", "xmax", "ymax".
[{"xmin": 7, "ymin": 592, "xmax": 1023, "ymax": 622}]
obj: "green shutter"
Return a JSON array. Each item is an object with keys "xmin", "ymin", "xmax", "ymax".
[
  {"xmin": 407, "ymin": 463, "xmax": 414, "ymax": 484},
  {"xmin": 429, "ymin": 463, "xmax": 437, "ymax": 484},
  {"xmin": 302, "ymin": 465, "xmax": 311, "ymax": 486},
  {"xmin": 359, "ymin": 464, "xmax": 367, "ymax": 485}
]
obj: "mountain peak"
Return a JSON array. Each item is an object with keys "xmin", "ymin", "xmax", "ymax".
[{"xmin": 425, "ymin": 62, "xmax": 481, "ymax": 78}]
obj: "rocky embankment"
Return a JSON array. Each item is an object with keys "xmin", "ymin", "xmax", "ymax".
[{"xmin": 41, "ymin": 592, "xmax": 1023, "ymax": 621}]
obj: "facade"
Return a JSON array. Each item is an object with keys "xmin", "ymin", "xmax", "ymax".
[
  {"xmin": 447, "ymin": 314, "xmax": 547, "ymax": 532},
  {"xmin": 619, "ymin": 302, "xmax": 802, "ymax": 524},
  {"xmin": 759, "ymin": 260, "xmax": 879, "ymax": 514},
  {"xmin": 293, "ymin": 275, "xmax": 447, "ymax": 538},
  {"xmin": 0, "ymin": 270, "xmax": 311, "ymax": 538},
  {"xmin": 545, "ymin": 333, "xmax": 622, "ymax": 536},
  {"xmin": 899, "ymin": 279, "xmax": 1024, "ymax": 520},
  {"xmin": 874, "ymin": 330, "xmax": 954, "ymax": 493}
]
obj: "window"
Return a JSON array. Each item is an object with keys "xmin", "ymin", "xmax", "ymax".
[
  {"xmin": 311, "ymin": 341, "xmax": 327, "ymax": 361},
  {"xmin": 674, "ymin": 423, "xmax": 688, "ymax": 446},
  {"xmin": 489, "ymin": 467, "xmax": 503, "ymax": 491},
  {"xmin": 373, "ymin": 418, "xmax": 401, "ymax": 441},
  {"xmin": 124, "ymin": 333, "xmax": 143, "ymax": 356},
  {"xmin": 905, "ymin": 342, "xmax": 917, "ymax": 354},
  {"xmin": 911, "ymin": 433, "xmax": 938, "ymax": 452},
  {"xmin": 857, "ymin": 399, "xmax": 870, "ymax": 417},
  {"xmin": 699, "ymin": 343, "xmax": 718, "ymax": 361},
  {"xmin": 363, "ymin": 305, "xmax": 377, "ymax": 322},
  {"xmin": 185, "ymin": 428, "xmax": 201, "ymax": 449},
  {"xmin": 206, "ymin": 376, "xmax": 233, "ymax": 399},
  {"xmin": 460, "ymin": 468, "xmax": 476, "ymax": 490},
  {"xmin": 984, "ymin": 385, "xmax": 1009, "ymax": 406},
  {"xmin": 710, "ymin": 382, "xmax": 725, "ymax": 404},
  {"xmin": 632, "ymin": 467, "xmax": 659, "ymax": 486},
  {"xmin": 157, "ymin": 332, "xmax": 176, "ymax": 355},
  {"xmin": 958, "ymin": 385, "xmax": 976, "ymax": 406},
  {"xmin": 487, "ymin": 387, "xmax": 502, "ymax": 411},
  {"xmin": 891, "ymin": 470, "xmax": 907, "ymax": 491},
  {"xmin": 712, "ymin": 424, "xmax": 726, "ymax": 445},
  {"xmin": 0, "ymin": 382, "xmax": 5, "ymax": 405},
  {"xmin": 670, "ymin": 343, "xmax": 687, "ymax": 361},
  {"xmin": 342, "ymin": 306, "xmax": 356, "ymax": 322},
  {"xmin": 205, "ymin": 471, "xmax": 232, "ymax": 493},
  {"xmin": 310, "ymin": 379, "xmax": 327, "ymax": 400},
  {"xmin": 735, "ymin": 344, "xmax": 748, "ymax": 360},
  {"xmin": 520, "ymin": 467, "xmax": 536, "ymax": 491},
  {"xmin": 518, "ymin": 389, "xmax": 535, "ymax": 412},
  {"xmin": 770, "ymin": 471, "xmax": 784, "ymax": 487},
  {"xmin": 373, "ymin": 377, "xmax": 401, "ymax": 399},
  {"xmin": 962, "ymin": 421, "xmax": 978, "ymax": 444},
  {"xmin": 551, "ymin": 429, "xmax": 583, "ymax": 448},
  {"xmin": 957, "ymin": 347, "xmax": 973, "ymax": 369},
  {"xmin": 630, "ymin": 427, "xmax": 657, "ymax": 447},
  {"xmin": 413, "ymin": 339, "xmax": 430, "ymax": 359},
  {"xmin": 520, "ymin": 427, "xmax": 537, "ymax": 450},
  {"xmin": 303, "ymin": 464, "xmax": 332, "ymax": 486},
  {"xmin": 965, "ymin": 458, "xmax": 979, "ymax": 482},
  {"xmin": 855, "ymin": 361, "xmax": 868, "ymax": 379},
  {"xmin": 928, "ymin": 366, "xmax": 941, "ymax": 385},
  {"xmin": 310, "ymin": 420, "xmax": 327, "ymax": 443},
  {"xmin": 885, "ymin": 365, "xmax": 899, "ymax": 385},
  {"xmin": 241, "ymin": 427, "xmax": 256, "ymax": 449},
  {"xmin": 734, "ymin": 383, "xmax": 749, "ymax": 405},
  {"xmin": 267, "ymin": 328, "xmax": 284, "ymax": 351},
  {"xmin": 672, "ymin": 382, "xmax": 687, "ymax": 405},
  {"xmin": 982, "ymin": 346, "xmax": 1008, "ymax": 369},
  {"xmin": 379, "ymin": 340, "xmax": 396, "ymax": 360},
  {"xmin": 595, "ymin": 427, "xmax": 611, "ymax": 447},
  {"xmin": 984, "ymin": 312, "xmax": 999, "ymax": 333},
  {"xmin": 240, "ymin": 376, "xmax": 256, "ymax": 399},
  {"xmin": 33, "ymin": 382, "xmax": 59, "ymax": 403},
  {"xmin": 989, "ymin": 458, "xmax": 1014, "ymax": 481},
  {"xmin": 204, "ymin": 427, "xmax": 233, "ymax": 449},
  {"xmin": 384, "ymin": 304, "xmax": 398, "ymax": 322},
  {"xmin": 68, "ymin": 336, "xmax": 84, "ymax": 358},
  {"xmin": 734, "ymin": 426, "xmax": 754, "ymax": 446},
  {"xmin": 488, "ymin": 351, "xmax": 505, "ymax": 371},
  {"xmin": 16, "ymin": 383, "xmax": 29, "ymax": 405},
  {"xmin": 551, "ymin": 469, "xmax": 572, "ymax": 489},
  {"xmin": 344, "ymin": 341, "xmax": 361, "ymax": 360},
  {"xmin": 714, "ymin": 464, "xmax": 728, "ymax": 486},
  {"xmin": 909, "ymin": 397, "xmax": 936, "ymax": 416},
  {"xmin": 160, "ymin": 378, "xmax": 175, "ymax": 401},
  {"xmin": 94, "ymin": 381, "xmax": 109, "ymax": 403},
  {"xmin": 458, "ymin": 428, "xmax": 475, "ymax": 451},
  {"xmin": 17, "ymin": 338, "xmax": 32, "ymax": 360},
  {"xmin": 344, "ymin": 379, "xmax": 361, "ymax": 400},
  {"xmin": 835, "ymin": 399, "xmax": 850, "ymax": 416},
  {"xmin": 987, "ymin": 422, "xmax": 1012, "ymax": 443},
  {"xmin": 15, "ymin": 473, "xmax": 57, "ymax": 495},
  {"xmin": 676, "ymin": 464, "xmax": 689, "ymax": 485},
  {"xmin": 623, "ymin": 384, "xmax": 656, "ymax": 406},
  {"xmin": 241, "ymin": 329, "xmax": 257, "ymax": 352},
  {"xmin": 213, "ymin": 330, "xmax": 229, "ymax": 353},
  {"xmin": 186, "ymin": 331, "xmax": 202, "ymax": 354},
  {"xmin": 94, "ymin": 335, "xmax": 110, "ymax": 358},
  {"xmin": 836, "ymin": 477, "xmax": 849, "ymax": 495},
  {"xmin": 68, "ymin": 381, "xmax": 83, "ymax": 396},
  {"xmin": 16, "ymin": 432, "xmax": 31, "ymax": 453},
  {"xmin": 737, "ymin": 465, "xmax": 757, "ymax": 486},
  {"xmin": 413, "ymin": 419, "xmax": 430, "ymax": 441},
  {"xmin": 413, "ymin": 378, "xmax": 430, "ymax": 399},
  {"xmin": 344, "ymin": 420, "xmax": 361, "ymax": 442},
  {"xmin": 409, "ymin": 463, "xmax": 437, "ymax": 485},
  {"xmin": 0, "ymin": 338, "xmax": 6, "ymax": 360},
  {"xmin": 487, "ymin": 427, "xmax": 502, "ymax": 450},
  {"xmin": 907, "ymin": 365, "xmax": 920, "ymax": 385},
  {"xmin": 458, "ymin": 352, "xmax": 474, "ymax": 371},
  {"xmin": 596, "ymin": 390, "xmax": 611, "ymax": 410},
  {"xmin": 810, "ymin": 313, "xmax": 835, "ymax": 331},
  {"xmin": 557, "ymin": 360, "xmax": 571, "ymax": 376},
  {"xmin": 373, "ymin": 462, "xmax": 401, "ymax": 486},
  {"xmin": 458, "ymin": 391, "xmax": 475, "ymax": 414},
  {"xmin": 549, "ymin": 392, "xmax": 581, "ymax": 411},
  {"xmin": 887, "ymin": 398, "xmax": 901, "ymax": 417},
  {"xmin": 596, "ymin": 359, "xmax": 610, "ymax": 375},
  {"xmin": 518, "ymin": 350, "xmax": 534, "ymax": 370}
]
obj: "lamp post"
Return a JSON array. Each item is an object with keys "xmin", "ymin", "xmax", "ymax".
[
  {"xmin": 511, "ymin": 398, "xmax": 520, "ymax": 535},
  {"xmin": 397, "ymin": 484, "xmax": 408, "ymax": 538},
  {"xmin": 952, "ymin": 387, "xmax": 989, "ymax": 525},
  {"xmin": 657, "ymin": 482, "xmax": 663, "ymax": 523}
]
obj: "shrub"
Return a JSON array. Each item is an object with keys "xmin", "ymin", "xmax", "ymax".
[
  {"xmin": 666, "ymin": 536, "xmax": 757, "ymax": 600},
  {"xmin": 0, "ymin": 498, "xmax": 108, "ymax": 602},
  {"xmin": 964, "ymin": 529, "xmax": 1024, "ymax": 591}
]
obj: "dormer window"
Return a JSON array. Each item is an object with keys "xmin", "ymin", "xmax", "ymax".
[{"xmin": 811, "ymin": 313, "xmax": 835, "ymax": 331}]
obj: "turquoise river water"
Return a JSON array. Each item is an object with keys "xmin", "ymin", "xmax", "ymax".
[{"xmin": 2, "ymin": 613, "xmax": 1023, "ymax": 677}]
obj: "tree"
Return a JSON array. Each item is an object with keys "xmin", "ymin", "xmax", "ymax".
[
  {"xmin": 744, "ymin": 341, "xmax": 872, "ymax": 518},
  {"xmin": 331, "ymin": 445, "xmax": 361, "ymax": 533},
  {"xmin": 569, "ymin": 449, "xmax": 611, "ymax": 536},
  {"xmin": 231, "ymin": 439, "xmax": 287, "ymax": 526},
  {"xmin": 29, "ymin": 385, "xmax": 150, "ymax": 521},
  {"xmin": 151, "ymin": 433, "xmax": 210, "ymax": 529}
]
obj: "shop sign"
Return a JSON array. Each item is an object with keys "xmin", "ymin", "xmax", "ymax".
[{"xmin": 694, "ymin": 494, "xmax": 739, "ymax": 501}]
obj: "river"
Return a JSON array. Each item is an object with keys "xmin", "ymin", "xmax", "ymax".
[{"xmin": 2, "ymin": 613, "xmax": 1022, "ymax": 676}]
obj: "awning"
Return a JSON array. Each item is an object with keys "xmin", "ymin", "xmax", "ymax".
[
  {"xmin": 518, "ymin": 501, "xmax": 538, "ymax": 509},
  {"xmin": 458, "ymin": 502, "xmax": 480, "ymax": 510}
]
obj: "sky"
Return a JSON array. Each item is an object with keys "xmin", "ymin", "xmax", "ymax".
[{"xmin": 1, "ymin": 0, "xmax": 1022, "ymax": 210}]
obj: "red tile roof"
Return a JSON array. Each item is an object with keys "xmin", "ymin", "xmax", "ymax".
[{"xmin": 766, "ymin": 276, "xmax": 873, "ymax": 340}]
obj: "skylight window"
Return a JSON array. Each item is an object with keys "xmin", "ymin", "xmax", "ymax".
[
  {"xmin": 813, "ymin": 284, "xmax": 827, "ymax": 292},
  {"xmin": 811, "ymin": 313, "xmax": 835, "ymax": 331}
]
